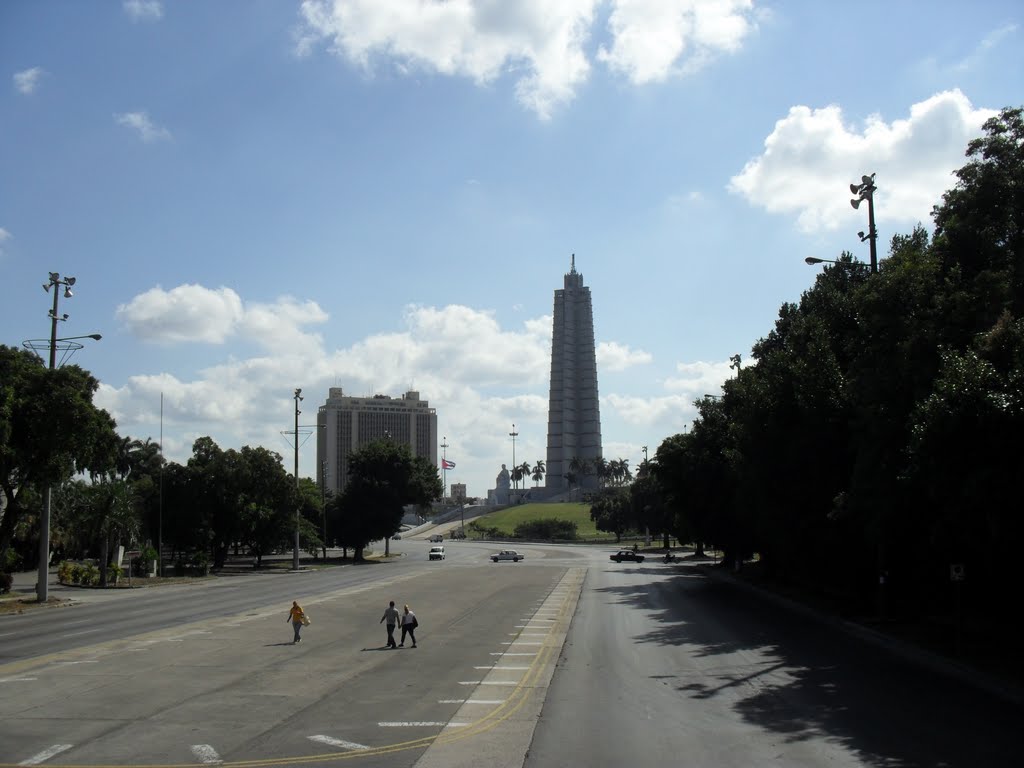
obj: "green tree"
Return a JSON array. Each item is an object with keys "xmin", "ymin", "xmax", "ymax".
[
  {"xmin": 330, "ymin": 440, "xmax": 441, "ymax": 560},
  {"xmin": 589, "ymin": 487, "xmax": 632, "ymax": 542},
  {"xmin": 0, "ymin": 346, "xmax": 119, "ymax": 570}
]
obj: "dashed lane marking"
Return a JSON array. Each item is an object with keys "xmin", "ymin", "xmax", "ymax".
[
  {"xmin": 438, "ymin": 700, "xmax": 505, "ymax": 705},
  {"xmin": 190, "ymin": 744, "xmax": 222, "ymax": 764},
  {"xmin": 307, "ymin": 735, "xmax": 369, "ymax": 751},
  {"xmin": 0, "ymin": 677, "xmax": 38, "ymax": 683},
  {"xmin": 18, "ymin": 745, "xmax": 72, "ymax": 766},
  {"xmin": 490, "ymin": 652, "xmax": 535, "ymax": 656},
  {"xmin": 378, "ymin": 722, "xmax": 468, "ymax": 728},
  {"xmin": 473, "ymin": 666, "xmax": 530, "ymax": 670}
]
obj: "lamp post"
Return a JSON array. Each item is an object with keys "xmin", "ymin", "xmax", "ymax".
[
  {"xmin": 509, "ymin": 424, "xmax": 518, "ymax": 493},
  {"xmin": 28, "ymin": 272, "xmax": 102, "ymax": 602},
  {"xmin": 850, "ymin": 173, "xmax": 879, "ymax": 274},
  {"xmin": 293, "ymin": 388, "xmax": 302, "ymax": 571}
]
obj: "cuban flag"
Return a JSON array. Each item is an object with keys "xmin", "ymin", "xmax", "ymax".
[{"xmin": 441, "ymin": 459, "xmax": 456, "ymax": 470}]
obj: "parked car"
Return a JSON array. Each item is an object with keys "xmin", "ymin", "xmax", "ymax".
[
  {"xmin": 429, "ymin": 546, "xmax": 446, "ymax": 560},
  {"xmin": 429, "ymin": 534, "xmax": 443, "ymax": 543},
  {"xmin": 491, "ymin": 550, "xmax": 524, "ymax": 562},
  {"xmin": 610, "ymin": 550, "xmax": 645, "ymax": 563}
]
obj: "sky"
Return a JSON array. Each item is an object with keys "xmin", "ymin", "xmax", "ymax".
[{"xmin": 2, "ymin": 1, "xmax": 1022, "ymax": 499}]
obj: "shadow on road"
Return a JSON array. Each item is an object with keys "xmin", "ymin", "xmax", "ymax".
[{"xmin": 593, "ymin": 563, "xmax": 1018, "ymax": 768}]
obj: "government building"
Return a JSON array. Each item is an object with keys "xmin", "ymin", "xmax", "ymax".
[{"xmin": 316, "ymin": 388, "xmax": 437, "ymax": 495}]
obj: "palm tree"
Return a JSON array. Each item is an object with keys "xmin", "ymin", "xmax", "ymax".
[
  {"xmin": 531, "ymin": 459, "xmax": 545, "ymax": 487},
  {"xmin": 511, "ymin": 464, "xmax": 524, "ymax": 491},
  {"xmin": 593, "ymin": 456, "xmax": 608, "ymax": 488},
  {"xmin": 519, "ymin": 462, "xmax": 531, "ymax": 491}
]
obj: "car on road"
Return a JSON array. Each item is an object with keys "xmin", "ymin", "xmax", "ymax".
[
  {"xmin": 491, "ymin": 550, "xmax": 524, "ymax": 562},
  {"xmin": 428, "ymin": 546, "xmax": 445, "ymax": 560},
  {"xmin": 610, "ymin": 550, "xmax": 645, "ymax": 563},
  {"xmin": 429, "ymin": 534, "xmax": 443, "ymax": 543}
]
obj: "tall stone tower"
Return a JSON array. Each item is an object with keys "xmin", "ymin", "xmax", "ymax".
[{"xmin": 545, "ymin": 255, "xmax": 603, "ymax": 493}]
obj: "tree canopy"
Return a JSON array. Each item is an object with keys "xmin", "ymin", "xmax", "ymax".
[{"xmin": 648, "ymin": 107, "xmax": 1024, "ymax": 627}]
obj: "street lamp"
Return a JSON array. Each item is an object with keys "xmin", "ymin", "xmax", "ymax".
[
  {"xmin": 293, "ymin": 388, "xmax": 302, "ymax": 571},
  {"xmin": 850, "ymin": 173, "xmax": 879, "ymax": 274},
  {"xmin": 26, "ymin": 272, "xmax": 101, "ymax": 603}
]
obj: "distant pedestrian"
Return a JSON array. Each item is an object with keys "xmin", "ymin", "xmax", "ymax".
[
  {"xmin": 399, "ymin": 604, "xmax": 418, "ymax": 648},
  {"xmin": 380, "ymin": 600, "xmax": 400, "ymax": 648},
  {"xmin": 287, "ymin": 600, "xmax": 306, "ymax": 644}
]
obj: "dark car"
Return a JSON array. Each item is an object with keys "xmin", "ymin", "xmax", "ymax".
[{"xmin": 610, "ymin": 550, "xmax": 644, "ymax": 563}]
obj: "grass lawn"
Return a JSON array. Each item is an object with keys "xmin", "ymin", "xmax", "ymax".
[{"xmin": 470, "ymin": 501, "xmax": 620, "ymax": 541}]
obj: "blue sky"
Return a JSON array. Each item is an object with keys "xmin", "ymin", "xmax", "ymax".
[{"xmin": 3, "ymin": 1, "xmax": 1022, "ymax": 498}]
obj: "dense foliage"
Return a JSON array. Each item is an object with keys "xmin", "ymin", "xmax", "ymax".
[{"xmin": 650, "ymin": 107, "xmax": 1024, "ymax": 627}]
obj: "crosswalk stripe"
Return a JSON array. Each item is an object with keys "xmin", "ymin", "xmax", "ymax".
[{"xmin": 18, "ymin": 744, "xmax": 72, "ymax": 765}]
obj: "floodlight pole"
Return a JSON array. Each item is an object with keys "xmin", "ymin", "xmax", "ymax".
[
  {"xmin": 850, "ymin": 174, "xmax": 879, "ymax": 274},
  {"xmin": 293, "ymin": 388, "xmax": 302, "ymax": 571}
]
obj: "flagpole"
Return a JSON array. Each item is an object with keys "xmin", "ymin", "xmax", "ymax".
[{"xmin": 440, "ymin": 436, "xmax": 449, "ymax": 502}]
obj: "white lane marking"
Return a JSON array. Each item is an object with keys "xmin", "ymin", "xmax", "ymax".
[
  {"xmin": 0, "ymin": 677, "xmax": 38, "ymax": 682},
  {"xmin": 438, "ymin": 699, "xmax": 505, "ymax": 704},
  {"xmin": 459, "ymin": 681, "xmax": 518, "ymax": 686},
  {"xmin": 191, "ymin": 744, "xmax": 222, "ymax": 764},
  {"xmin": 308, "ymin": 735, "xmax": 369, "ymax": 751},
  {"xmin": 501, "ymin": 642, "xmax": 543, "ymax": 645},
  {"xmin": 55, "ymin": 660, "xmax": 99, "ymax": 665},
  {"xmin": 19, "ymin": 744, "xmax": 73, "ymax": 765},
  {"xmin": 378, "ymin": 722, "xmax": 468, "ymax": 727},
  {"xmin": 490, "ymin": 652, "xmax": 536, "ymax": 656},
  {"xmin": 474, "ymin": 666, "xmax": 530, "ymax": 670},
  {"xmin": 60, "ymin": 629, "xmax": 102, "ymax": 639},
  {"xmin": 509, "ymin": 633, "xmax": 547, "ymax": 637}
]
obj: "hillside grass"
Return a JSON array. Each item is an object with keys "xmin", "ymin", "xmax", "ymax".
[{"xmin": 470, "ymin": 501, "xmax": 618, "ymax": 541}]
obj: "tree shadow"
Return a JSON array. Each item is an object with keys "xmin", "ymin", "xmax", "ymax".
[{"xmin": 593, "ymin": 564, "xmax": 1018, "ymax": 767}]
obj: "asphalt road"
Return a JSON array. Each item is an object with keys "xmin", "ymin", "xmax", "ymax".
[
  {"xmin": 2, "ymin": 541, "xmax": 1020, "ymax": 768},
  {"xmin": 524, "ymin": 557, "xmax": 1021, "ymax": 768}
]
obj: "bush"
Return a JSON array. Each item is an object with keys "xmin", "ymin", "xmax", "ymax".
[
  {"xmin": 0, "ymin": 572, "xmax": 12, "ymax": 594},
  {"xmin": 513, "ymin": 518, "xmax": 578, "ymax": 540}
]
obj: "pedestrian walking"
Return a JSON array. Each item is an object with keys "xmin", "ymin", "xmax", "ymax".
[
  {"xmin": 380, "ymin": 600, "xmax": 400, "ymax": 648},
  {"xmin": 287, "ymin": 600, "xmax": 307, "ymax": 644},
  {"xmin": 399, "ymin": 604, "xmax": 418, "ymax": 648}
]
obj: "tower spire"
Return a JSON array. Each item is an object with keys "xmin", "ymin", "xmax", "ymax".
[{"xmin": 570, "ymin": 253, "xmax": 576, "ymax": 274}]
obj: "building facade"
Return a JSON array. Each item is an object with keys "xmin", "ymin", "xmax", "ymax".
[
  {"xmin": 544, "ymin": 256, "xmax": 603, "ymax": 493},
  {"xmin": 317, "ymin": 388, "xmax": 437, "ymax": 495}
]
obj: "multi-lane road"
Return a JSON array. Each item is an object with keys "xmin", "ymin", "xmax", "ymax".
[{"xmin": 1, "ymin": 539, "xmax": 1018, "ymax": 767}]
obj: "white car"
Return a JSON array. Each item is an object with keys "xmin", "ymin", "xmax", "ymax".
[
  {"xmin": 429, "ymin": 546, "xmax": 445, "ymax": 561},
  {"xmin": 490, "ymin": 550, "xmax": 524, "ymax": 562}
]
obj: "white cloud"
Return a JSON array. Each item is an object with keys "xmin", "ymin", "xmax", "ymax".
[
  {"xmin": 729, "ymin": 90, "xmax": 996, "ymax": 233},
  {"xmin": 101, "ymin": 284, "xmax": 697, "ymax": 497},
  {"xmin": 597, "ymin": 0, "xmax": 756, "ymax": 83},
  {"xmin": 116, "ymin": 285, "xmax": 247, "ymax": 343},
  {"xmin": 13, "ymin": 67, "xmax": 45, "ymax": 95},
  {"xmin": 597, "ymin": 340, "xmax": 652, "ymax": 371},
  {"xmin": 296, "ymin": 0, "xmax": 757, "ymax": 119},
  {"xmin": 123, "ymin": 0, "xmax": 163, "ymax": 22},
  {"xmin": 663, "ymin": 359, "xmax": 735, "ymax": 397},
  {"xmin": 296, "ymin": 0, "xmax": 596, "ymax": 120},
  {"xmin": 0, "ymin": 227, "xmax": 10, "ymax": 257},
  {"xmin": 114, "ymin": 111, "xmax": 172, "ymax": 142},
  {"xmin": 953, "ymin": 23, "xmax": 1017, "ymax": 73},
  {"xmin": 604, "ymin": 392, "xmax": 694, "ymax": 428}
]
